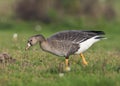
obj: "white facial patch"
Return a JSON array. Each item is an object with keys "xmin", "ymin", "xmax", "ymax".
[{"xmin": 27, "ymin": 43, "xmax": 31, "ymax": 47}]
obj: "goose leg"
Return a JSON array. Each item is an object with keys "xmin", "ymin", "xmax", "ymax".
[
  {"xmin": 65, "ymin": 58, "xmax": 71, "ymax": 71},
  {"xmin": 80, "ymin": 53, "xmax": 88, "ymax": 65}
]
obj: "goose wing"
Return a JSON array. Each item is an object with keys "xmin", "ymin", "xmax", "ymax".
[{"xmin": 48, "ymin": 30, "xmax": 105, "ymax": 43}]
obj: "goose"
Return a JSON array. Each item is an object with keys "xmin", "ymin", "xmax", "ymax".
[{"xmin": 25, "ymin": 30, "xmax": 106, "ymax": 71}]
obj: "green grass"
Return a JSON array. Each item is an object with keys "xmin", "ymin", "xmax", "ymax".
[{"xmin": 0, "ymin": 20, "xmax": 120, "ymax": 86}]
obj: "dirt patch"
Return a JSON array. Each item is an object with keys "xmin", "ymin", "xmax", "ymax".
[{"xmin": 0, "ymin": 53, "xmax": 16, "ymax": 63}]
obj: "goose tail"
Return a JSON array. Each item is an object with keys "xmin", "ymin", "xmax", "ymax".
[{"xmin": 95, "ymin": 36, "xmax": 107, "ymax": 40}]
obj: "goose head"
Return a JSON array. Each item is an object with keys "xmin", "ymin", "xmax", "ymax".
[{"xmin": 25, "ymin": 34, "xmax": 46, "ymax": 50}]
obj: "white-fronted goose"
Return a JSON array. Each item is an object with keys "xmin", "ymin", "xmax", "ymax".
[{"xmin": 25, "ymin": 30, "xmax": 106, "ymax": 71}]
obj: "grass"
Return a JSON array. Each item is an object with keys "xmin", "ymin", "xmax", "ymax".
[{"xmin": 0, "ymin": 20, "xmax": 120, "ymax": 86}]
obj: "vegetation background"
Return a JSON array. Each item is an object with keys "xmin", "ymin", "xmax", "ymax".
[{"xmin": 0, "ymin": 0, "xmax": 120, "ymax": 86}]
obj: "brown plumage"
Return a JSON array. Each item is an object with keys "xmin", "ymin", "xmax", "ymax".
[{"xmin": 25, "ymin": 30, "xmax": 105, "ymax": 71}]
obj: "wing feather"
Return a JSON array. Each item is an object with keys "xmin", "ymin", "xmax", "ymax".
[{"xmin": 48, "ymin": 30, "xmax": 104, "ymax": 43}]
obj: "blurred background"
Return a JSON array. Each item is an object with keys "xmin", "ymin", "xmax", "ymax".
[
  {"xmin": 0, "ymin": 0, "xmax": 120, "ymax": 26},
  {"xmin": 0, "ymin": 0, "xmax": 119, "ymax": 32},
  {"xmin": 0, "ymin": 0, "xmax": 118, "ymax": 21},
  {"xmin": 14, "ymin": 0, "xmax": 117, "ymax": 22}
]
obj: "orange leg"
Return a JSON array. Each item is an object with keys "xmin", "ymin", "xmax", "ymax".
[
  {"xmin": 65, "ymin": 58, "xmax": 71, "ymax": 71},
  {"xmin": 65, "ymin": 58, "xmax": 69, "ymax": 67},
  {"xmin": 80, "ymin": 53, "xmax": 88, "ymax": 65}
]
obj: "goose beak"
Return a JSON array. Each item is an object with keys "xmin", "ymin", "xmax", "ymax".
[{"xmin": 25, "ymin": 43, "xmax": 31, "ymax": 50}]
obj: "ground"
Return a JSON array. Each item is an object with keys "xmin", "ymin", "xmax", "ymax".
[{"xmin": 0, "ymin": 20, "xmax": 120, "ymax": 86}]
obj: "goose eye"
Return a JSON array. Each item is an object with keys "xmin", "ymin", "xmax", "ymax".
[{"xmin": 29, "ymin": 40, "xmax": 32, "ymax": 42}]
